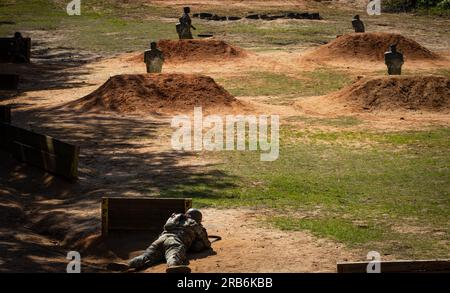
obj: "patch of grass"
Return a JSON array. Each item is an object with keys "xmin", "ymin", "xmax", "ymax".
[
  {"xmin": 225, "ymin": 21, "xmax": 342, "ymax": 46},
  {"xmin": 302, "ymin": 69, "xmax": 352, "ymax": 95},
  {"xmin": 65, "ymin": 18, "xmax": 176, "ymax": 53},
  {"xmin": 285, "ymin": 116, "xmax": 363, "ymax": 127},
  {"xmin": 436, "ymin": 69, "xmax": 450, "ymax": 78},
  {"xmin": 298, "ymin": 127, "xmax": 450, "ymax": 148},
  {"xmin": 217, "ymin": 69, "xmax": 351, "ymax": 100},
  {"xmin": 2, "ymin": 0, "xmax": 449, "ymax": 53},
  {"xmin": 218, "ymin": 72, "xmax": 305, "ymax": 97},
  {"xmin": 0, "ymin": 0, "xmax": 65, "ymax": 32},
  {"xmin": 270, "ymin": 217, "xmax": 385, "ymax": 245},
  {"xmin": 168, "ymin": 127, "xmax": 450, "ymax": 258},
  {"xmin": 0, "ymin": 0, "xmax": 177, "ymax": 53}
]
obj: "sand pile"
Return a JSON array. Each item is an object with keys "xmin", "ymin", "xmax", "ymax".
[
  {"xmin": 67, "ymin": 74, "xmax": 238, "ymax": 113},
  {"xmin": 323, "ymin": 76, "xmax": 450, "ymax": 112},
  {"xmin": 129, "ymin": 39, "xmax": 246, "ymax": 63},
  {"xmin": 308, "ymin": 32, "xmax": 439, "ymax": 61}
]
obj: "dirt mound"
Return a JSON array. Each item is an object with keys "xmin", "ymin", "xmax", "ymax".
[
  {"xmin": 66, "ymin": 73, "xmax": 238, "ymax": 113},
  {"xmin": 308, "ymin": 32, "xmax": 439, "ymax": 61},
  {"xmin": 326, "ymin": 75, "xmax": 450, "ymax": 112},
  {"xmin": 129, "ymin": 39, "xmax": 246, "ymax": 63}
]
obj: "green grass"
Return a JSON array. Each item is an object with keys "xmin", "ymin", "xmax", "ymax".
[
  {"xmin": 2, "ymin": 0, "xmax": 449, "ymax": 53},
  {"xmin": 224, "ymin": 21, "xmax": 342, "ymax": 46},
  {"xmin": 285, "ymin": 116, "xmax": 363, "ymax": 128},
  {"xmin": 0, "ymin": 0, "xmax": 177, "ymax": 53},
  {"xmin": 2, "ymin": 0, "xmax": 449, "ymax": 260},
  {"xmin": 436, "ymin": 69, "xmax": 450, "ymax": 78},
  {"xmin": 298, "ymin": 127, "xmax": 450, "ymax": 147},
  {"xmin": 217, "ymin": 69, "xmax": 351, "ymax": 101},
  {"xmin": 161, "ymin": 127, "xmax": 450, "ymax": 258},
  {"xmin": 270, "ymin": 217, "xmax": 385, "ymax": 245}
]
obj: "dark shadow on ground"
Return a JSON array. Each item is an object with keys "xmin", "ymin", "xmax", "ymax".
[
  {"xmin": 0, "ymin": 41, "xmax": 100, "ymax": 101},
  {"xmin": 0, "ymin": 104, "xmax": 238, "ymax": 272},
  {"xmin": 77, "ymin": 230, "xmax": 217, "ymax": 272}
]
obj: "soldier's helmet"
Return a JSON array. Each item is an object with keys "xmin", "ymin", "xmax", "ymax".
[
  {"xmin": 14, "ymin": 32, "xmax": 23, "ymax": 38},
  {"xmin": 186, "ymin": 208, "xmax": 202, "ymax": 223},
  {"xmin": 150, "ymin": 42, "xmax": 157, "ymax": 49},
  {"xmin": 354, "ymin": 15, "xmax": 360, "ymax": 20},
  {"xmin": 183, "ymin": 7, "xmax": 190, "ymax": 14}
]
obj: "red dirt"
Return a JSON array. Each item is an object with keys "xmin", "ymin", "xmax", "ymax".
[
  {"xmin": 66, "ymin": 73, "xmax": 239, "ymax": 113},
  {"xmin": 326, "ymin": 75, "xmax": 450, "ymax": 112},
  {"xmin": 128, "ymin": 39, "xmax": 246, "ymax": 63},
  {"xmin": 307, "ymin": 32, "xmax": 439, "ymax": 62}
]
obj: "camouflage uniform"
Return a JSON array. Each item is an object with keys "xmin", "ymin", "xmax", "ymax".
[
  {"xmin": 144, "ymin": 44, "xmax": 164, "ymax": 73},
  {"xmin": 351, "ymin": 16, "xmax": 365, "ymax": 33},
  {"xmin": 129, "ymin": 213, "xmax": 211, "ymax": 270},
  {"xmin": 384, "ymin": 45, "xmax": 404, "ymax": 75}
]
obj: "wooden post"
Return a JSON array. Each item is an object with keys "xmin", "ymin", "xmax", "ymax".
[
  {"xmin": 101, "ymin": 198, "xmax": 109, "ymax": 237},
  {"xmin": 0, "ymin": 105, "xmax": 11, "ymax": 123},
  {"xmin": 0, "ymin": 74, "xmax": 19, "ymax": 90},
  {"xmin": 0, "ymin": 122, "xmax": 79, "ymax": 180}
]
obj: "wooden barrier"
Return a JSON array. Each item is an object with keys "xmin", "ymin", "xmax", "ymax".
[
  {"xmin": 0, "ymin": 105, "xmax": 11, "ymax": 123},
  {"xmin": 0, "ymin": 37, "xmax": 31, "ymax": 63},
  {"xmin": 0, "ymin": 122, "xmax": 79, "ymax": 180},
  {"xmin": 101, "ymin": 197, "xmax": 193, "ymax": 236},
  {"xmin": 0, "ymin": 74, "xmax": 19, "ymax": 90},
  {"xmin": 337, "ymin": 259, "xmax": 450, "ymax": 273}
]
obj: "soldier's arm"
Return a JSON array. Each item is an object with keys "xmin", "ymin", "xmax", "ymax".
[{"xmin": 192, "ymin": 225, "xmax": 211, "ymax": 251}]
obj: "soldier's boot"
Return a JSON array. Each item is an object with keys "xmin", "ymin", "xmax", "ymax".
[
  {"xmin": 128, "ymin": 254, "xmax": 150, "ymax": 269},
  {"xmin": 166, "ymin": 265, "xmax": 191, "ymax": 274},
  {"xmin": 166, "ymin": 247, "xmax": 189, "ymax": 273}
]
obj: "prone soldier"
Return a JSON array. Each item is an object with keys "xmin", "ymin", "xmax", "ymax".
[{"xmin": 128, "ymin": 208, "xmax": 211, "ymax": 273}]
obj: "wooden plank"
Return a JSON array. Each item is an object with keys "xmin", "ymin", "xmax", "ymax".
[
  {"xmin": 337, "ymin": 259, "xmax": 450, "ymax": 273},
  {"xmin": 1, "ymin": 122, "xmax": 78, "ymax": 158},
  {"xmin": 0, "ymin": 105, "xmax": 11, "ymax": 123},
  {"xmin": 10, "ymin": 141, "xmax": 78, "ymax": 180},
  {"xmin": 0, "ymin": 37, "xmax": 14, "ymax": 63},
  {"xmin": 102, "ymin": 197, "xmax": 192, "ymax": 236},
  {"xmin": 0, "ymin": 74, "xmax": 19, "ymax": 90},
  {"xmin": 0, "ymin": 37, "xmax": 31, "ymax": 63},
  {"xmin": 0, "ymin": 122, "xmax": 79, "ymax": 180},
  {"xmin": 101, "ymin": 198, "xmax": 109, "ymax": 237}
]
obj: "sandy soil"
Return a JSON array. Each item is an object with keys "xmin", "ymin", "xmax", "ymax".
[
  {"xmin": 1, "ymin": 18, "xmax": 449, "ymax": 273},
  {"xmin": 141, "ymin": 208, "xmax": 357, "ymax": 273}
]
